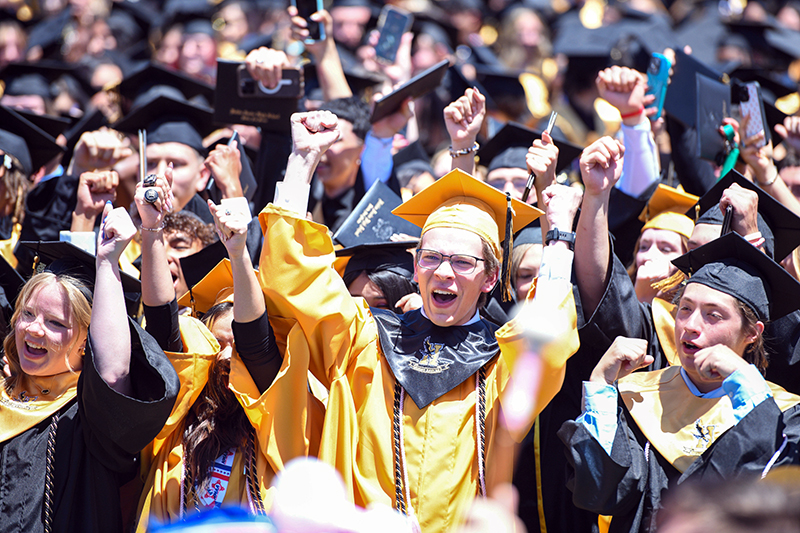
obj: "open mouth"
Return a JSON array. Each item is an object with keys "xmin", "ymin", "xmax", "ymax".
[
  {"xmin": 25, "ymin": 340, "xmax": 47, "ymax": 357},
  {"xmin": 682, "ymin": 341, "xmax": 700, "ymax": 354},
  {"xmin": 432, "ymin": 289, "xmax": 457, "ymax": 305}
]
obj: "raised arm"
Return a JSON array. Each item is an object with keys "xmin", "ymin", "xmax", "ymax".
[
  {"xmin": 92, "ymin": 202, "xmax": 137, "ymax": 395},
  {"xmin": 528, "ymin": 130, "xmax": 561, "ymax": 239},
  {"xmin": 574, "ymin": 137, "xmax": 625, "ymax": 317},
  {"xmin": 444, "ymin": 87, "xmax": 486, "ymax": 175}
]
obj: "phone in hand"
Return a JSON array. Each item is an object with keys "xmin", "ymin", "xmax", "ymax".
[
  {"xmin": 646, "ymin": 52, "xmax": 671, "ymax": 120},
  {"xmin": 739, "ymin": 81, "xmax": 769, "ymax": 149},
  {"xmin": 292, "ymin": 0, "xmax": 325, "ymax": 43},
  {"xmin": 375, "ymin": 6, "xmax": 413, "ymax": 64}
]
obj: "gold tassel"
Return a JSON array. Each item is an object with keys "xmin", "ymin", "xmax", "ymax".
[{"xmin": 651, "ymin": 270, "xmax": 686, "ymax": 294}]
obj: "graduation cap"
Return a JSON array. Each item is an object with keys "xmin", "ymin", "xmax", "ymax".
[
  {"xmin": 513, "ymin": 223, "xmax": 543, "ymax": 248},
  {"xmin": 472, "ymin": 67, "xmax": 530, "ymax": 116},
  {"xmin": 336, "ymin": 242, "xmax": 416, "ymax": 282},
  {"xmin": 663, "ymin": 49, "xmax": 725, "ymax": 128},
  {"xmin": 477, "ymin": 121, "xmax": 583, "ymax": 174},
  {"xmin": 116, "ymin": 62, "xmax": 216, "ymax": 110},
  {"xmin": 14, "ymin": 109, "xmax": 71, "ymax": 139},
  {"xmin": 638, "ymin": 184, "xmax": 698, "ymax": 240},
  {"xmin": 332, "ymin": 179, "xmax": 422, "ymax": 248},
  {"xmin": 17, "ymin": 240, "xmax": 142, "ymax": 315},
  {"xmin": 0, "ymin": 252, "xmax": 24, "ymax": 327},
  {"xmin": 685, "ymin": 170, "xmax": 800, "ymax": 261},
  {"xmin": 0, "ymin": 105, "xmax": 64, "ymax": 176},
  {"xmin": 393, "ymin": 141, "xmax": 434, "ymax": 188},
  {"xmin": 392, "ymin": 169, "xmax": 543, "ymax": 300},
  {"xmin": 445, "ymin": 64, "xmax": 494, "ymax": 109},
  {"xmin": 113, "ymin": 89, "xmax": 215, "ymax": 156},
  {"xmin": 24, "ymin": 9, "xmax": 71, "ymax": 60},
  {"xmin": 672, "ymin": 232, "xmax": 800, "ymax": 321},
  {"xmin": 162, "ymin": 0, "xmax": 217, "ymax": 30},
  {"xmin": 175, "ymin": 240, "xmax": 230, "ymax": 314},
  {"xmin": 302, "ymin": 62, "xmax": 384, "ymax": 100},
  {"xmin": 551, "ymin": 15, "xmax": 615, "ymax": 59},
  {"xmin": 0, "ymin": 61, "xmax": 68, "ymax": 101}
]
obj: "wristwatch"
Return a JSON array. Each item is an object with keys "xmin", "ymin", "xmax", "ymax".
[{"xmin": 545, "ymin": 227, "xmax": 576, "ymax": 250}]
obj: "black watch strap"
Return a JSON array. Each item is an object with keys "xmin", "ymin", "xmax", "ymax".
[{"xmin": 545, "ymin": 227, "xmax": 576, "ymax": 249}]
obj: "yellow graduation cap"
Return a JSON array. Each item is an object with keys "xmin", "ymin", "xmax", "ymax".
[
  {"xmin": 638, "ymin": 184, "xmax": 698, "ymax": 240},
  {"xmin": 392, "ymin": 169, "xmax": 543, "ymax": 300},
  {"xmin": 177, "ymin": 258, "xmax": 236, "ymax": 315}
]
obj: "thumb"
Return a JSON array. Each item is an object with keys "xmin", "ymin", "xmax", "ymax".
[
  {"xmin": 165, "ymin": 162, "xmax": 174, "ymax": 188},
  {"xmin": 775, "ymin": 123, "xmax": 788, "ymax": 138},
  {"xmin": 102, "ymin": 200, "xmax": 113, "ymax": 220},
  {"xmin": 541, "ymin": 130, "xmax": 552, "ymax": 145}
]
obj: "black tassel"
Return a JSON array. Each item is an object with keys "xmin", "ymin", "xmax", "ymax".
[{"xmin": 501, "ymin": 193, "xmax": 513, "ymax": 302}]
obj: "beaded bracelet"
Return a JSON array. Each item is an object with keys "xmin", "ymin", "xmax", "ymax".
[
  {"xmin": 449, "ymin": 142, "xmax": 480, "ymax": 158},
  {"xmin": 140, "ymin": 223, "xmax": 165, "ymax": 232}
]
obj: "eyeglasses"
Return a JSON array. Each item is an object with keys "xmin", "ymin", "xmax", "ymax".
[{"xmin": 415, "ymin": 249, "xmax": 485, "ymax": 274}]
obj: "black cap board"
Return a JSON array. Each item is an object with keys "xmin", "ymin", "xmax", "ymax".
[
  {"xmin": 14, "ymin": 109, "xmax": 71, "ymax": 139},
  {"xmin": 332, "ymin": 179, "xmax": 422, "ymax": 248},
  {"xmin": 672, "ymin": 231, "xmax": 800, "ymax": 321},
  {"xmin": 338, "ymin": 242, "xmax": 416, "ymax": 280},
  {"xmin": 664, "ymin": 49, "xmax": 725, "ymax": 128},
  {"xmin": 370, "ymin": 59, "xmax": 449, "ymax": 123},
  {"xmin": 686, "ymin": 170, "xmax": 800, "ymax": 261},
  {"xmin": 0, "ymin": 105, "xmax": 64, "ymax": 176},
  {"xmin": 477, "ymin": 121, "xmax": 583, "ymax": 174},
  {"xmin": 116, "ymin": 62, "xmax": 216, "ymax": 109},
  {"xmin": 513, "ymin": 223, "xmax": 543, "ymax": 247},
  {"xmin": 695, "ymin": 72, "xmax": 732, "ymax": 164},
  {"xmin": 178, "ymin": 240, "xmax": 229, "ymax": 296}
]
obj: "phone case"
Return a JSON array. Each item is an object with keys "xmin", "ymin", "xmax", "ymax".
[
  {"xmin": 740, "ymin": 82, "xmax": 769, "ymax": 149},
  {"xmin": 292, "ymin": 0, "xmax": 325, "ymax": 42},
  {"xmin": 375, "ymin": 7, "xmax": 413, "ymax": 64},
  {"xmin": 646, "ymin": 53, "xmax": 671, "ymax": 119}
]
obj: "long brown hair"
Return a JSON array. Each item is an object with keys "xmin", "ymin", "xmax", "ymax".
[
  {"xmin": 183, "ymin": 307, "xmax": 250, "ymax": 485},
  {"xmin": 3, "ymin": 273, "xmax": 92, "ymax": 393}
]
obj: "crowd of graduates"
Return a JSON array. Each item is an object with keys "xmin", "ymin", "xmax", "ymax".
[{"xmin": 3, "ymin": 0, "xmax": 800, "ymax": 532}]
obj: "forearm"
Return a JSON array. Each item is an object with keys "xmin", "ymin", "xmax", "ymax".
[
  {"xmin": 232, "ymin": 312, "xmax": 281, "ymax": 393},
  {"xmin": 616, "ymin": 121, "xmax": 660, "ymax": 198},
  {"xmin": 91, "ymin": 261, "xmax": 132, "ymax": 395},
  {"xmin": 574, "ymin": 193, "xmax": 612, "ymax": 316},
  {"xmin": 757, "ymin": 169, "xmax": 800, "ymax": 217},
  {"xmin": 140, "ymin": 231, "xmax": 176, "ymax": 306},
  {"xmin": 70, "ymin": 211, "xmax": 98, "ymax": 232},
  {"xmin": 315, "ymin": 42, "xmax": 353, "ymax": 100},
  {"xmin": 230, "ymin": 245, "xmax": 265, "ymax": 323},
  {"xmin": 142, "ymin": 299, "xmax": 183, "ymax": 353}
]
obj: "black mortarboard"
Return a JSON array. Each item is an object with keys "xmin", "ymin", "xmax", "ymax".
[
  {"xmin": 162, "ymin": 0, "xmax": 216, "ymax": 29},
  {"xmin": 113, "ymin": 90, "xmax": 214, "ymax": 155},
  {"xmin": 664, "ymin": 49, "xmax": 725, "ymax": 128},
  {"xmin": 444, "ymin": 64, "xmax": 494, "ymax": 109},
  {"xmin": 672, "ymin": 232, "xmax": 800, "ymax": 321},
  {"xmin": 411, "ymin": 14, "xmax": 457, "ymax": 53},
  {"xmin": 0, "ymin": 61, "xmax": 73, "ymax": 101},
  {"xmin": 0, "ymin": 105, "xmax": 64, "ymax": 176},
  {"xmin": 473, "ymin": 67, "xmax": 529, "ymax": 117},
  {"xmin": 551, "ymin": 15, "xmax": 614, "ymax": 59},
  {"xmin": 686, "ymin": 170, "xmax": 800, "ymax": 261},
  {"xmin": 729, "ymin": 67, "xmax": 797, "ymax": 99},
  {"xmin": 302, "ymin": 62, "xmax": 384, "ymax": 100},
  {"xmin": 370, "ymin": 59, "xmax": 449, "ymax": 123},
  {"xmin": 116, "ymin": 62, "xmax": 216, "ymax": 109},
  {"xmin": 672, "ymin": 8, "xmax": 728, "ymax": 67},
  {"xmin": 513, "ymin": 223, "xmax": 543, "ymax": 247},
  {"xmin": 18, "ymin": 240, "xmax": 142, "ymax": 309},
  {"xmin": 337, "ymin": 242, "xmax": 416, "ymax": 280},
  {"xmin": 597, "ymin": 14, "xmax": 678, "ymax": 72},
  {"xmin": 477, "ymin": 121, "xmax": 583, "ymax": 174},
  {"xmin": 332, "ymin": 180, "xmax": 422, "ymax": 248},
  {"xmin": 176, "ymin": 240, "xmax": 229, "ymax": 311},
  {"xmin": 24, "ymin": 9, "xmax": 71, "ymax": 60},
  {"xmin": 695, "ymin": 72, "xmax": 731, "ymax": 164},
  {"xmin": 0, "ymin": 252, "xmax": 24, "ymax": 324},
  {"xmin": 14, "ymin": 109, "xmax": 71, "ymax": 139}
]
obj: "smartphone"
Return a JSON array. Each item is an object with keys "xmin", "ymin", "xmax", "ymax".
[
  {"xmin": 740, "ymin": 81, "xmax": 770, "ymax": 149},
  {"xmin": 375, "ymin": 6, "xmax": 413, "ymax": 64},
  {"xmin": 291, "ymin": 0, "xmax": 324, "ymax": 43},
  {"xmin": 646, "ymin": 52, "xmax": 671, "ymax": 120}
]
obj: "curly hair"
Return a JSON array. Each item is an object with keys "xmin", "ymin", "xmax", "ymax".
[{"xmin": 162, "ymin": 211, "xmax": 217, "ymax": 247}]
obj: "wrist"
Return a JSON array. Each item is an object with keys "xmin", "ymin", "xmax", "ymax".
[
  {"xmin": 621, "ymin": 108, "xmax": 648, "ymax": 127},
  {"xmin": 755, "ymin": 164, "xmax": 779, "ymax": 186},
  {"xmin": 71, "ymin": 210, "xmax": 98, "ymax": 232},
  {"xmin": 449, "ymin": 142, "xmax": 480, "ymax": 158},
  {"xmin": 450, "ymin": 137, "xmax": 477, "ymax": 151}
]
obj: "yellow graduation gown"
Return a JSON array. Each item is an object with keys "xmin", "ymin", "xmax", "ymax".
[
  {"xmin": 257, "ymin": 204, "xmax": 579, "ymax": 533},
  {"xmin": 135, "ymin": 314, "xmax": 324, "ymax": 531}
]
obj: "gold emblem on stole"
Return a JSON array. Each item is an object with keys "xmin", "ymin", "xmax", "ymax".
[{"xmin": 409, "ymin": 337, "xmax": 452, "ymax": 374}]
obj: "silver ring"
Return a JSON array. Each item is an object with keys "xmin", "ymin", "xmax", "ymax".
[
  {"xmin": 143, "ymin": 174, "xmax": 157, "ymax": 187},
  {"xmin": 224, "ymin": 209, "xmax": 231, "ymax": 216},
  {"xmin": 256, "ymin": 58, "xmax": 266, "ymax": 65},
  {"xmin": 144, "ymin": 188, "xmax": 159, "ymax": 204}
]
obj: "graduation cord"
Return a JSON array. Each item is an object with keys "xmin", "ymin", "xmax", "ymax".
[
  {"xmin": 245, "ymin": 426, "xmax": 267, "ymax": 515},
  {"xmin": 180, "ymin": 445, "xmax": 192, "ymax": 519},
  {"xmin": 43, "ymin": 412, "xmax": 60, "ymax": 533},
  {"xmin": 761, "ymin": 434, "xmax": 789, "ymax": 479},
  {"xmin": 392, "ymin": 368, "xmax": 488, "ymax": 516}
]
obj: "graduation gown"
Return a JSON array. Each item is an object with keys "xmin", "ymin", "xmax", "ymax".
[
  {"xmin": 0, "ymin": 319, "xmax": 179, "ymax": 533},
  {"xmin": 135, "ymin": 315, "xmax": 324, "ymax": 531},
  {"xmin": 256, "ymin": 204, "xmax": 579, "ymax": 533},
  {"xmin": 558, "ymin": 366, "xmax": 800, "ymax": 533}
]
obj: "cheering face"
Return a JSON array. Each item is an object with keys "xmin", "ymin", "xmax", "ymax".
[
  {"xmin": 674, "ymin": 283, "xmax": 753, "ymax": 390},
  {"xmin": 15, "ymin": 281, "xmax": 85, "ymax": 378},
  {"xmin": 414, "ymin": 227, "xmax": 498, "ymax": 327}
]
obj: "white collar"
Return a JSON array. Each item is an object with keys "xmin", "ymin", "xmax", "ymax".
[{"xmin": 680, "ymin": 367, "xmax": 726, "ymax": 398}]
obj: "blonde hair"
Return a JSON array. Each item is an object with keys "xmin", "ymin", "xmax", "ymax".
[{"xmin": 3, "ymin": 273, "xmax": 92, "ymax": 392}]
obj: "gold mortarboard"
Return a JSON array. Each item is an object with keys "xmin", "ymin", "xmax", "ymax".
[
  {"xmin": 392, "ymin": 169, "xmax": 543, "ymax": 300},
  {"xmin": 177, "ymin": 258, "xmax": 237, "ymax": 315},
  {"xmin": 638, "ymin": 184, "xmax": 698, "ymax": 240}
]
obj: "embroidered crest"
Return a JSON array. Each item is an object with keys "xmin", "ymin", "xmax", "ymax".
[
  {"xmin": 683, "ymin": 418, "xmax": 718, "ymax": 454},
  {"xmin": 408, "ymin": 336, "xmax": 452, "ymax": 374},
  {"xmin": 371, "ymin": 218, "xmax": 395, "ymax": 241}
]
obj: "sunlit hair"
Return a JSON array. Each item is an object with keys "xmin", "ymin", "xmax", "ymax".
[
  {"xmin": 672, "ymin": 284, "xmax": 768, "ymax": 374},
  {"xmin": 3, "ymin": 273, "xmax": 92, "ymax": 392},
  {"xmin": 478, "ymin": 237, "xmax": 499, "ymax": 308},
  {"xmin": 201, "ymin": 301, "xmax": 233, "ymax": 333}
]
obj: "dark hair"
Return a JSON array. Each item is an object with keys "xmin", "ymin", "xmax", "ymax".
[
  {"xmin": 343, "ymin": 268, "xmax": 417, "ymax": 313},
  {"xmin": 318, "ymin": 96, "xmax": 371, "ymax": 141},
  {"xmin": 201, "ymin": 301, "xmax": 233, "ymax": 330},
  {"xmin": 673, "ymin": 284, "xmax": 768, "ymax": 374},
  {"xmin": 163, "ymin": 212, "xmax": 217, "ymax": 247},
  {"xmin": 478, "ymin": 237, "xmax": 499, "ymax": 308}
]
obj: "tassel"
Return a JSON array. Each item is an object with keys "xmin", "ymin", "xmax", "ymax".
[
  {"xmin": 651, "ymin": 270, "xmax": 686, "ymax": 295},
  {"xmin": 189, "ymin": 287, "xmax": 197, "ymax": 318},
  {"xmin": 501, "ymin": 193, "xmax": 514, "ymax": 302}
]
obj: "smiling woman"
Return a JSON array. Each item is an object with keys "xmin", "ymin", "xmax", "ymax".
[{"xmin": 560, "ymin": 232, "xmax": 800, "ymax": 533}]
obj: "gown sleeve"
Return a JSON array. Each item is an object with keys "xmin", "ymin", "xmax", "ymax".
[
  {"xmin": 79, "ymin": 318, "xmax": 180, "ymax": 472},
  {"xmin": 256, "ymin": 204, "xmax": 378, "ymax": 387}
]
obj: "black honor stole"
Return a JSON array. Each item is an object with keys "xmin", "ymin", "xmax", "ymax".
[{"xmin": 372, "ymin": 308, "xmax": 500, "ymax": 409}]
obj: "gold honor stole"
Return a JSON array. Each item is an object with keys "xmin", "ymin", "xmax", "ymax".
[
  {"xmin": 651, "ymin": 297, "xmax": 678, "ymax": 366},
  {"xmin": 619, "ymin": 366, "xmax": 800, "ymax": 473},
  {"xmin": 0, "ymin": 373, "xmax": 79, "ymax": 444}
]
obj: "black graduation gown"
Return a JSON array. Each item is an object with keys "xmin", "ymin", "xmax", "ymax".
[
  {"xmin": 558, "ymin": 395, "xmax": 800, "ymax": 533},
  {"xmin": 0, "ymin": 320, "xmax": 179, "ymax": 533}
]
